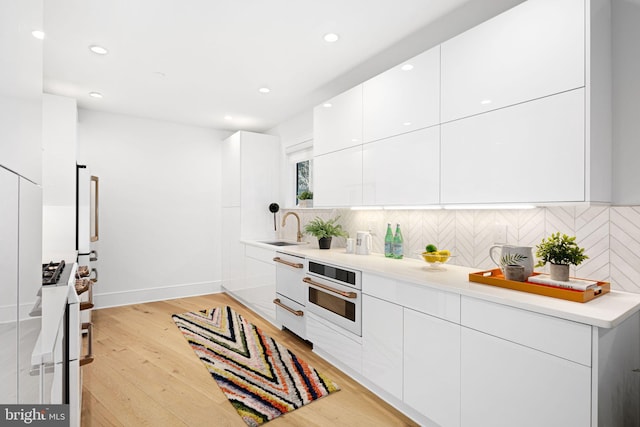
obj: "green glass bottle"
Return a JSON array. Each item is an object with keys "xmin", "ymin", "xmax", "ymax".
[
  {"xmin": 384, "ymin": 223, "xmax": 394, "ymax": 257},
  {"xmin": 392, "ymin": 224, "xmax": 404, "ymax": 259}
]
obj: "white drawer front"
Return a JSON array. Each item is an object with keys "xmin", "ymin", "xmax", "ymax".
[
  {"xmin": 245, "ymin": 245, "xmax": 275, "ymax": 263},
  {"xmin": 274, "ymin": 253, "xmax": 305, "ymax": 305},
  {"xmin": 461, "ymin": 296, "xmax": 592, "ymax": 366},
  {"xmin": 274, "ymin": 294, "xmax": 306, "ymax": 340},
  {"xmin": 307, "ymin": 312, "xmax": 362, "ymax": 375},
  {"xmin": 363, "ymin": 273, "xmax": 460, "ymax": 323}
]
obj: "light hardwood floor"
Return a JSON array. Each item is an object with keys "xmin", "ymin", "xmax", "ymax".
[{"xmin": 81, "ymin": 293, "xmax": 419, "ymax": 426}]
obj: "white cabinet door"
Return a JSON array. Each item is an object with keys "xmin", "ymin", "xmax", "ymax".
[
  {"xmin": 0, "ymin": 167, "xmax": 19, "ymax": 403},
  {"xmin": 461, "ymin": 327, "xmax": 591, "ymax": 427},
  {"xmin": 363, "ymin": 47, "xmax": 439, "ymax": 143},
  {"xmin": 0, "ymin": 0, "xmax": 43, "ymax": 184},
  {"xmin": 314, "ymin": 146, "xmax": 363, "ymax": 207},
  {"xmin": 307, "ymin": 312, "xmax": 362, "ymax": 375},
  {"xmin": 441, "ymin": 89, "xmax": 585, "ymax": 204},
  {"xmin": 18, "ymin": 179, "xmax": 42, "ymax": 403},
  {"xmin": 362, "ymin": 126, "xmax": 439, "ymax": 206},
  {"xmin": 314, "ymin": 85, "xmax": 363, "ymax": 156},
  {"xmin": 362, "ymin": 294, "xmax": 403, "ymax": 400},
  {"xmin": 404, "ymin": 308, "xmax": 460, "ymax": 427},
  {"xmin": 441, "ymin": 0, "xmax": 584, "ymax": 123}
]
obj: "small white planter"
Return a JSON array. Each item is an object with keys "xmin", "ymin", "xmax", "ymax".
[{"xmin": 297, "ymin": 200, "xmax": 313, "ymax": 208}]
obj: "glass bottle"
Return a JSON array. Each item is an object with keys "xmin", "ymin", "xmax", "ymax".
[
  {"xmin": 392, "ymin": 224, "xmax": 404, "ymax": 259},
  {"xmin": 384, "ymin": 224, "xmax": 394, "ymax": 257}
]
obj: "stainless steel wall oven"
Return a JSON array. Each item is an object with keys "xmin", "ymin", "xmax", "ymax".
[{"xmin": 305, "ymin": 260, "xmax": 362, "ymax": 336}]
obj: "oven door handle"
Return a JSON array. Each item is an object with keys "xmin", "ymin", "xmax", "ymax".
[
  {"xmin": 273, "ymin": 298, "xmax": 304, "ymax": 316},
  {"xmin": 273, "ymin": 257, "xmax": 303, "ymax": 269},
  {"xmin": 303, "ymin": 277, "xmax": 358, "ymax": 299}
]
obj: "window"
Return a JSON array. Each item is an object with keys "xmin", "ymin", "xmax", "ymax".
[
  {"xmin": 296, "ymin": 159, "xmax": 312, "ymax": 204},
  {"xmin": 286, "ymin": 141, "xmax": 313, "ymax": 207}
]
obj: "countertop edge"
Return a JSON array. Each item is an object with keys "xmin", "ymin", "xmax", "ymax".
[{"xmin": 243, "ymin": 240, "xmax": 640, "ymax": 329}]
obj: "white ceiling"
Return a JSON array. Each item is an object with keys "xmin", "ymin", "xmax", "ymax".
[{"xmin": 42, "ymin": 0, "xmax": 523, "ymax": 132}]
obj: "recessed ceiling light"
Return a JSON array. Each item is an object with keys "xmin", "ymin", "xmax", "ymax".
[
  {"xmin": 323, "ymin": 103, "xmax": 332, "ymax": 108},
  {"xmin": 323, "ymin": 33, "xmax": 339, "ymax": 43},
  {"xmin": 31, "ymin": 30, "xmax": 45, "ymax": 40},
  {"xmin": 401, "ymin": 64, "xmax": 414, "ymax": 71},
  {"xmin": 89, "ymin": 45, "xmax": 108, "ymax": 55},
  {"xmin": 481, "ymin": 99, "xmax": 492, "ymax": 105},
  {"xmin": 89, "ymin": 92, "xmax": 103, "ymax": 99},
  {"xmin": 403, "ymin": 122, "xmax": 412, "ymax": 126},
  {"xmin": 224, "ymin": 115, "xmax": 233, "ymax": 120},
  {"xmin": 152, "ymin": 71, "xmax": 166, "ymax": 78},
  {"xmin": 258, "ymin": 87, "xmax": 271, "ymax": 94}
]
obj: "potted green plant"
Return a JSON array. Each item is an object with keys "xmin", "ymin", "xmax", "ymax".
[
  {"xmin": 535, "ymin": 232, "xmax": 588, "ymax": 281},
  {"xmin": 303, "ymin": 216, "xmax": 347, "ymax": 249},
  {"xmin": 297, "ymin": 191, "xmax": 313, "ymax": 208}
]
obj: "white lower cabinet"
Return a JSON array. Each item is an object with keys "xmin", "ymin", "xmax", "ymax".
[
  {"xmin": 460, "ymin": 327, "xmax": 591, "ymax": 427},
  {"xmin": 362, "ymin": 294, "xmax": 403, "ymax": 399},
  {"xmin": 404, "ymin": 308, "xmax": 461, "ymax": 427},
  {"xmin": 307, "ymin": 312, "xmax": 362, "ymax": 375}
]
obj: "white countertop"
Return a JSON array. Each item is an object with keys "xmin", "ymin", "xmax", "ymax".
[{"xmin": 245, "ymin": 240, "xmax": 640, "ymax": 329}]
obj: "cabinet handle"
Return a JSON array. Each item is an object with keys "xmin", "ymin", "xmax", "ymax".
[
  {"xmin": 273, "ymin": 298, "xmax": 304, "ymax": 317},
  {"xmin": 80, "ymin": 281, "xmax": 94, "ymax": 310},
  {"xmin": 89, "ymin": 268, "xmax": 98, "ymax": 284},
  {"xmin": 80, "ymin": 322, "xmax": 94, "ymax": 366},
  {"xmin": 303, "ymin": 277, "xmax": 357, "ymax": 299},
  {"xmin": 273, "ymin": 257, "xmax": 303, "ymax": 269},
  {"xmin": 89, "ymin": 250, "xmax": 98, "ymax": 262}
]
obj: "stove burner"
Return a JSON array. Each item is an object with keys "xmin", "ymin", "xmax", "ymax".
[{"xmin": 42, "ymin": 260, "xmax": 65, "ymax": 285}]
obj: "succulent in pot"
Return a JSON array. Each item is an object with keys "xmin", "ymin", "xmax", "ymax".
[
  {"xmin": 297, "ymin": 191, "xmax": 313, "ymax": 208},
  {"xmin": 535, "ymin": 232, "xmax": 588, "ymax": 281},
  {"xmin": 303, "ymin": 216, "xmax": 348, "ymax": 249}
]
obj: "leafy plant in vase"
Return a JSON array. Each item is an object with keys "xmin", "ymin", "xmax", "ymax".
[
  {"xmin": 303, "ymin": 216, "xmax": 347, "ymax": 249},
  {"xmin": 297, "ymin": 191, "xmax": 313, "ymax": 208},
  {"xmin": 535, "ymin": 232, "xmax": 588, "ymax": 281}
]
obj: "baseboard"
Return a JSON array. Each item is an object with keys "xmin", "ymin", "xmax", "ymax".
[{"xmin": 93, "ymin": 280, "xmax": 223, "ymax": 309}]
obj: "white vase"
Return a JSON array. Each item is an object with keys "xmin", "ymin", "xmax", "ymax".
[{"xmin": 549, "ymin": 263, "xmax": 570, "ymax": 281}]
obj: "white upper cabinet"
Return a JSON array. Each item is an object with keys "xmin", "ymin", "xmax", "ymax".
[
  {"xmin": 221, "ymin": 132, "xmax": 241, "ymax": 207},
  {"xmin": 363, "ymin": 46, "xmax": 440, "ymax": 143},
  {"xmin": 441, "ymin": 89, "xmax": 585, "ymax": 204},
  {"xmin": 362, "ymin": 126, "xmax": 440, "ymax": 206},
  {"xmin": 441, "ymin": 0, "xmax": 585, "ymax": 123},
  {"xmin": 313, "ymin": 146, "xmax": 363, "ymax": 207},
  {"xmin": 0, "ymin": 0, "xmax": 43, "ymax": 184},
  {"xmin": 313, "ymin": 85, "xmax": 363, "ymax": 156}
]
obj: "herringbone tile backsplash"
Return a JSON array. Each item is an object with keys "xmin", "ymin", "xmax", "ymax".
[{"xmin": 280, "ymin": 206, "xmax": 640, "ymax": 293}]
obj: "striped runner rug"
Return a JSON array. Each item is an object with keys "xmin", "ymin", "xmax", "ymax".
[{"xmin": 172, "ymin": 306, "xmax": 340, "ymax": 426}]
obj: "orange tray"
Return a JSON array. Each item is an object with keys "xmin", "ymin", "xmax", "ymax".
[{"xmin": 469, "ymin": 268, "xmax": 610, "ymax": 303}]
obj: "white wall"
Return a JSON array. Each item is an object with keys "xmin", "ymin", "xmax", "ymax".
[{"xmin": 77, "ymin": 109, "xmax": 226, "ymax": 307}]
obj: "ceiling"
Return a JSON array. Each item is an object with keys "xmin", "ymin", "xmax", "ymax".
[{"xmin": 42, "ymin": 0, "xmax": 522, "ymax": 132}]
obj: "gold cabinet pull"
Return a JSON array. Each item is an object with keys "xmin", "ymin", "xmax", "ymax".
[
  {"xmin": 303, "ymin": 277, "xmax": 357, "ymax": 299},
  {"xmin": 273, "ymin": 299, "xmax": 304, "ymax": 317},
  {"xmin": 273, "ymin": 257, "xmax": 303, "ymax": 269},
  {"xmin": 80, "ymin": 322, "xmax": 94, "ymax": 366}
]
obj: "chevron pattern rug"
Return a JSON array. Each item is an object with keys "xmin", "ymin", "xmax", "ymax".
[{"xmin": 172, "ymin": 306, "xmax": 340, "ymax": 426}]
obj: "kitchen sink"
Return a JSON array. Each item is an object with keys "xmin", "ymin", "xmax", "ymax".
[{"xmin": 260, "ymin": 241, "xmax": 306, "ymax": 246}]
